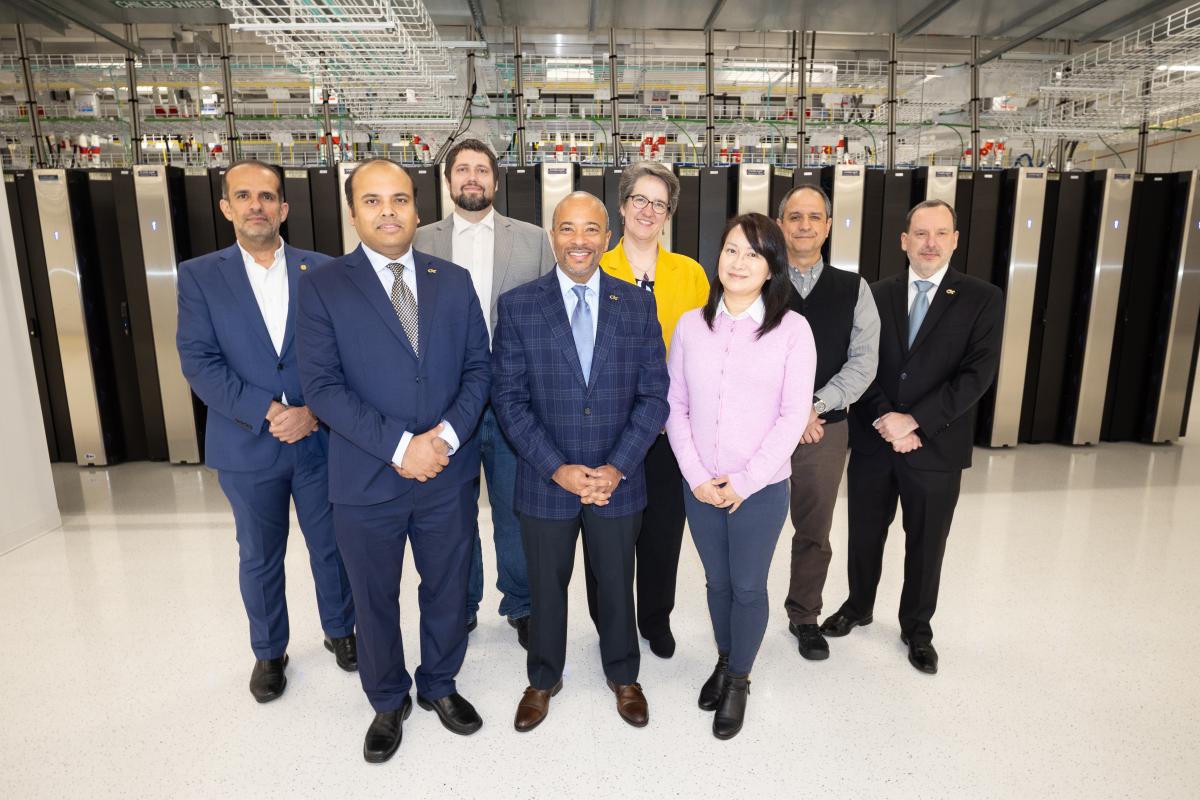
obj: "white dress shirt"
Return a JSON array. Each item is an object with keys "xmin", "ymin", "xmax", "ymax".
[
  {"xmin": 360, "ymin": 242, "xmax": 459, "ymax": 465},
  {"xmin": 452, "ymin": 208, "xmax": 496, "ymax": 339},
  {"xmin": 907, "ymin": 262, "xmax": 950, "ymax": 315},
  {"xmin": 716, "ymin": 294, "xmax": 766, "ymax": 323},
  {"xmin": 239, "ymin": 238, "xmax": 290, "ymax": 404},
  {"xmin": 557, "ymin": 264, "xmax": 601, "ymax": 342}
]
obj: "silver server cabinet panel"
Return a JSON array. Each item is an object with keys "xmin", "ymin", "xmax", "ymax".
[
  {"xmin": 437, "ymin": 163, "xmax": 453, "ymax": 220},
  {"xmin": 132, "ymin": 166, "xmax": 201, "ymax": 464},
  {"xmin": 337, "ymin": 162, "xmax": 360, "ymax": 253},
  {"xmin": 1072, "ymin": 169, "xmax": 1134, "ymax": 445},
  {"xmin": 988, "ymin": 168, "xmax": 1047, "ymax": 447},
  {"xmin": 737, "ymin": 163, "xmax": 772, "ymax": 216},
  {"xmin": 830, "ymin": 165, "xmax": 865, "ymax": 273},
  {"xmin": 925, "ymin": 167, "xmax": 958, "ymax": 207},
  {"xmin": 32, "ymin": 169, "xmax": 108, "ymax": 465},
  {"xmin": 540, "ymin": 163, "xmax": 575, "ymax": 231},
  {"xmin": 1152, "ymin": 170, "xmax": 1200, "ymax": 442}
]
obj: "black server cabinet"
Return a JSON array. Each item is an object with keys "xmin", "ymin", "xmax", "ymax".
[
  {"xmin": 5, "ymin": 171, "xmax": 60, "ymax": 461},
  {"xmin": 209, "ymin": 167, "xmax": 237, "ymax": 249},
  {"xmin": 504, "ymin": 166, "xmax": 540, "ymax": 226},
  {"xmin": 181, "ymin": 167, "xmax": 220, "ymax": 257},
  {"xmin": 672, "ymin": 165, "xmax": 702, "ymax": 262},
  {"xmin": 961, "ymin": 170, "xmax": 1003, "ymax": 283},
  {"xmin": 309, "ymin": 167, "xmax": 343, "ymax": 257},
  {"xmin": 949, "ymin": 173, "xmax": 975, "ymax": 274},
  {"xmin": 697, "ymin": 167, "xmax": 735, "ymax": 279},
  {"xmin": 577, "ymin": 166, "xmax": 606, "ymax": 204},
  {"xmin": 406, "ymin": 165, "xmax": 440, "ymax": 226},
  {"xmin": 769, "ymin": 167, "xmax": 794, "ymax": 221},
  {"xmin": 604, "ymin": 168, "xmax": 624, "ymax": 228},
  {"xmin": 876, "ymin": 169, "xmax": 916, "ymax": 281},
  {"xmin": 281, "ymin": 168, "xmax": 315, "ymax": 251},
  {"xmin": 493, "ymin": 164, "xmax": 509, "ymax": 217},
  {"xmin": 859, "ymin": 168, "xmax": 885, "ymax": 283}
]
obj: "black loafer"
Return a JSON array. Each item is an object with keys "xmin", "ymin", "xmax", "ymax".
[
  {"xmin": 508, "ymin": 615, "xmax": 530, "ymax": 650},
  {"xmin": 363, "ymin": 696, "xmax": 412, "ymax": 764},
  {"xmin": 324, "ymin": 633, "xmax": 358, "ymax": 672},
  {"xmin": 647, "ymin": 630, "xmax": 676, "ymax": 659},
  {"xmin": 249, "ymin": 654, "xmax": 288, "ymax": 703},
  {"xmin": 789, "ymin": 622, "xmax": 830, "ymax": 660},
  {"xmin": 416, "ymin": 692, "xmax": 483, "ymax": 735},
  {"xmin": 466, "ymin": 617, "xmax": 478, "ymax": 633},
  {"xmin": 900, "ymin": 634, "xmax": 938, "ymax": 674},
  {"xmin": 819, "ymin": 612, "xmax": 873, "ymax": 638}
]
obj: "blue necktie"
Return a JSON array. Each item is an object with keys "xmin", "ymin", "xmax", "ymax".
[
  {"xmin": 571, "ymin": 284, "xmax": 594, "ymax": 384},
  {"xmin": 908, "ymin": 279, "xmax": 934, "ymax": 347}
]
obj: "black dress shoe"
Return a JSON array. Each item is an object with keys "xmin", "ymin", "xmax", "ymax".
[
  {"xmin": 713, "ymin": 674, "xmax": 750, "ymax": 740},
  {"xmin": 249, "ymin": 654, "xmax": 288, "ymax": 703},
  {"xmin": 819, "ymin": 611, "xmax": 872, "ymax": 638},
  {"xmin": 508, "ymin": 616, "xmax": 530, "ymax": 650},
  {"xmin": 416, "ymin": 692, "xmax": 483, "ymax": 735},
  {"xmin": 363, "ymin": 696, "xmax": 412, "ymax": 764},
  {"xmin": 789, "ymin": 622, "xmax": 830, "ymax": 661},
  {"xmin": 648, "ymin": 630, "xmax": 676, "ymax": 659},
  {"xmin": 900, "ymin": 634, "xmax": 938, "ymax": 674},
  {"xmin": 698, "ymin": 654, "xmax": 729, "ymax": 711},
  {"xmin": 466, "ymin": 617, "xmax": 478, "ymax": 633},
  {"xmin": 324, "ymin": 633, "xmax": 358, "ymax": 672}
]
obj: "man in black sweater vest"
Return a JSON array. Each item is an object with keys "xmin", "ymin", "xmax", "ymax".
[{"xmin": 778, "ymin": 185, "xmax": 880, "ymax": 661}]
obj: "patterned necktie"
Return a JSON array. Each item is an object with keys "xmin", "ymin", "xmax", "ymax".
[
  {"xmin": 386, "ymin": 261, "xmax": 419, "ymax": 352},
  {"xmin": 571, "ymin": 284, "xmax": 594, "ymax": 384},
  {"xmin": 908, "ymin": 279, "xmax": 934, "ymax": 347}
]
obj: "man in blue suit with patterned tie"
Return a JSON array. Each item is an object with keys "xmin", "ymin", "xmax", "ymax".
[
  {"xmin": 296, "ymin": 158, "xmax": 490, "ymax": 764},
  {"xmin": 492, "ymin": 192, "xmax": 669, "ymax": 733},
  {"xmin": 177, "ymin": 160, "xmax": 356, "ymax": 705}
]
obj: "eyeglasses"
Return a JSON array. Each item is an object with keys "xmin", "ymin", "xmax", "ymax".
[{"xmin": 627, "ymin": 194, "xmax": 669, "ymax": 215}]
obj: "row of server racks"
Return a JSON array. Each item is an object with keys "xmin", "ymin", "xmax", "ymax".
[{"xmin": 5, "ymin": 160, "xmax": 1200, "ymax": 466}]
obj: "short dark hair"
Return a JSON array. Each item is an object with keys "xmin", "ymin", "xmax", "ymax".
[
  {"xmin": 221, "ymin": 159, "xmax": 285, "ymax": 202},
  {"xmin": 443, "ymin": 138, "xmax": 498, "ymax": 180},
  {"xmin": 702, "ymin": 212, "xmax": 794, "ymax": 340},
  {"xmin": 905, "ymin": 199, "xmax": 957, "ymax": 231},
  {"xmin": 343, "ymin": 157, "xmax": 416, "ymax": 209},
  {"xmin": 776, "ymin": 184, "xmax": 831, "ymax": 219}
]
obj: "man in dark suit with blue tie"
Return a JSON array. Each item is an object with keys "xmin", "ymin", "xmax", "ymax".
[
  {"xmin": 296, "ymin": 158, "xmax": 490, "ymax": 763},
  {"xmin": 177, "ymin": 160, "xmax": 356, "ymax": 704},
  {"xmin": 492, "ymin": 192, "xmax": 669, "ymax": 732}
]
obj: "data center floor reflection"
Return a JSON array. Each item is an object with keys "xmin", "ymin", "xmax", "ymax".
[{"xmin": 3, "ymin": 436, "xmax": 1199, "ymax": 799}]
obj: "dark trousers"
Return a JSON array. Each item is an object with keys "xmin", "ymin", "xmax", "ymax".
[
  {"xmin": 217, "ymin": 436, "xmax": 355, "ymax": 660},
  {"xmin": 784, "ymin": 419, "xmax": 849, "ymax": 625},
  {"xmin": 583, "ymin": 433, "xmax": 686, "ymax": 639},
  {"xmin": 839, "ymin": 450, "xmax": 962, "ymax": 644},
  {"xmin": 333, "ymin": 479, "xmax": 474, "ymax": 713},
  {"xmin": 521, "ymin": 507, "xmax": 641, "ymax": 690},
  {"xmin": 684, "ymin": 480, "xmax": 789, "ymax": 676}
]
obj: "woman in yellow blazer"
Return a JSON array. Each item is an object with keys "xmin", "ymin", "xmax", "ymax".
[{"xmin": 584, "ymin": 160, "xmax": 709, "ymax": 659}]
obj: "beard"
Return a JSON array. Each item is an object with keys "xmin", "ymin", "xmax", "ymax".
[{"xmin": 455, "ymin": 191, "xmax": 492, "ymax": 212}]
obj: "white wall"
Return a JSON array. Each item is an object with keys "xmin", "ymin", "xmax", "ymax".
[{"xmin": 0, "ymin": 180, "xmax": 60, "ymax": 554}]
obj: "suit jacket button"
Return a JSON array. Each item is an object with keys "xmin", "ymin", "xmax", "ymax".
[
  {"xmin": 583, "ymin": 407, "xmax": 592, "ymax": 415},
  {"xmin": 415, "ymin": 377, "xmax": 422, "ymax": 383},
  {"xmin": 900, "ymin": 371, "xmax": 908, "ymax": 380},
  {"xmin": 276, "ymin": 363, "xmax": 284, "ymax": 370}
]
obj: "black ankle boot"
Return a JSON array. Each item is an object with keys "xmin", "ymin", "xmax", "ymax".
[
  {"xmin": 713, "ymin": 673, "xmax": 750, "ymax": 740},
  {"xmin": 698, "ymin": 654, "xmax": 729, "ymax": 711}
]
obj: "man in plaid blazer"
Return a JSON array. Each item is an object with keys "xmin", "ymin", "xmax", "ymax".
[{"xmin": 491, "ymin": 192, "xmax": 669, "ymax": 733}]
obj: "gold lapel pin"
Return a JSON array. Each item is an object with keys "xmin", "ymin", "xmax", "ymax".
[
  {"xmin": 299, "ymin": 263, "xmax": 308, "ymax": 271},
  {"xmin": 945, "ymin": 288, "xmax": 956, "ymax": 296},
  {"xmin": 427, "ymin": 268, "xmax": 438, "ymax": 274},
  {"xmin": 609, "ymin": 294, "xmax": 619, "ymax": 301}
]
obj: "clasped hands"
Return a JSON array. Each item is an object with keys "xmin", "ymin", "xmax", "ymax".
[
  {"xmin": 553, "ymin": 464, "xmax": 623, "ymax": 506},
  {"xmin": 692, "ymin": 476, "xmax": 744, "ymax": 514},
  {"xmin": 266, "ymin": 401, "xmax": 319, "ymax": 444},
  {"xmin": 395, "ymin": 423, "xmax": 451, "ymax": 482},
  {"xmin": 873, "ymin": 411, "xmax": 923, "ymax": 454}
]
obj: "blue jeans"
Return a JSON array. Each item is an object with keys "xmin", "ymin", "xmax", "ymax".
[
  {"xmin": 684, "ymin": 479, "xmax": 789, "ymax": 675},
  {"xmin": 467, "ymin": 406, "xmax": 530, "ymax": 621}
]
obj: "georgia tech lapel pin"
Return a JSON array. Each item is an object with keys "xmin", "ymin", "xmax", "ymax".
[
  {"xmin": 609, "ymin": 294, "xmax": 619, "ymax": 301},
  {"xmin": 299, "ymin": 263, "xmax": 308, "ymax": 271},
  {"xmin": 427, "ymin": 268, "xmax": 438, "ymax": 274},
  {"xmin": 945, "ymin": 288, "xmax": 956, "ymax": 296}
]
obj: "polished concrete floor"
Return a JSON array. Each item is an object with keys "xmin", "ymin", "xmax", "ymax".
[{"xmin": 3, "ymin": 427, "xmax": 1199, "ymax": 799}]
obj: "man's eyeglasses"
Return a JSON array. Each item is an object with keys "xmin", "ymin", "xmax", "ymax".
[{"xmin": 626, "ymin": 194, "xmax": 669, "ymax": 215}]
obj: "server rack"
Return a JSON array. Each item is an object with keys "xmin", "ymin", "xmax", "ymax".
[
  {"xmin": 406, "ymin": 165, "xmax": 441, "ymax": 226},
  {"xmin": 769, "ymin": 167, "xmax": 794, "ymax": 220},
  {"xmin": 540, "ymin": 162, "xmax": 578, "ymax": 230},
  {"xmin": 697, "ymin": 166, "xmax": 735, "ymax": 279},
  {"xmin": 915, "ymin": 166, "xmax": 959, "ymax": 206},
  {"xmin": 961, "ymin": 170, "xmax": 1003, "ymax": 283},
  {"xmin": 948, "ymin": 172, "xmax": 975, "ymax": 274},
  {"xmin": 829, "ymin": 165, "xmax": 865, "ymax": 274},
  {"xmin": 504, "ymin": 166, "xmax": 540, "ymax": 226},
  {"xmin": 859, "ymin": 168, "xmax": 886, "ymax": 282},
  {"xmin": 181, "ymin": 166, "xmax": 220, "ymax": 257},
  {"xmin": 875, "ymin": 169, "xmax": 916, "ymax": 281},
  {"xmin": 672, "ymin": 165, "xmax": 702, "ymax": 262},
  {"xmin": 337, "ymin": 162, "xmax": 360, "ymax": 253},
  {"xmin": 208, "ymin": 167, "xmax": 237, "ymax": 249},
  {"xmin": 309, "ymin": 166, "xmax": 342, "ymax": 257},
  {"xmin": 5, "ymin": 171, "xmax": 61, "ymax": 461},
  {"xmin": 281, "ymin": 168, "xmax": 316, "ymax": 251},
  {"xmin": 736, "ymin": 163, "xmax": 772, "ymax": 217}
]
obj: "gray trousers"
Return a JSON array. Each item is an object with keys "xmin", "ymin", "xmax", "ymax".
[{"xmin": 784, "ymin": 418, "xmax": 849, "ymax": 626}]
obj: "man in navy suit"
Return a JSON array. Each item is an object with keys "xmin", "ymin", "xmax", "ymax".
[
  {"xmin": 177, "ymin": 160, "xmax": 356, "ymax": 705},
  {"xmin": 296, "ymin": 158, "xmax": 490, "ymax": 763},
  {"xmin": 492, "ymin": 192, "xmax": 669, "ymax": 733}
]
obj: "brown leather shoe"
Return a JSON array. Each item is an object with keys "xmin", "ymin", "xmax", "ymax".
[
  {"xmin": 606, "ymin": 680, "xmax": 649, "ymax": 727},
  {"xmin": 514, "ymin": 680, "xmax": 562, "ymax": 732}
]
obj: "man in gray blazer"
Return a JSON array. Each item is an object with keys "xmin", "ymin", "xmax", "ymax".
[{"xmin": 415, "ymin": 139, "xmax": 556, "ymax": 647}]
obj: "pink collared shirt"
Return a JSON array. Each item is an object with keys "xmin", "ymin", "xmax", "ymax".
[{"xmin": 665, "ymin": 301, "xmax": 817, "ymax": 500}]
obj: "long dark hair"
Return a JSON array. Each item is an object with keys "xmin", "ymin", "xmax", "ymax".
[{"xmin": 702, "ymin": 213, "xmax": 793, "ymax": 339}]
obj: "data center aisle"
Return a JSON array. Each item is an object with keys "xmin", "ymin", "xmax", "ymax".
[{"xmin": 2, "ymin": 426, "xmax": 1199, "ymax": 799}]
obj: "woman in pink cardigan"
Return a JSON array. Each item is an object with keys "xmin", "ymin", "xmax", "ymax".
[{"xmin": 665, "ymin": 213, "xmax": 816, "ymax": 740}]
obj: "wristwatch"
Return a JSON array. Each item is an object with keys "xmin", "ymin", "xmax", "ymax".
[{"xmin": 813, "ymin": 396, "xmax": 828, "ymax": 416}]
